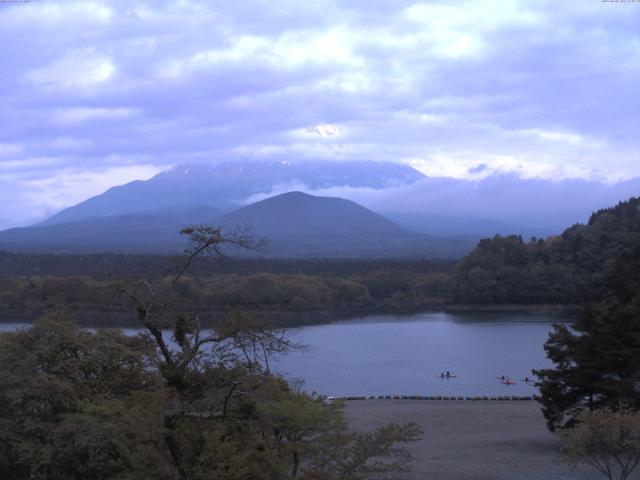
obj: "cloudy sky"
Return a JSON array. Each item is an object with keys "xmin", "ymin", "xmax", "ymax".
[{"xmin": 0, "ymin": 0, "xmax": 639, "ymax": 228}]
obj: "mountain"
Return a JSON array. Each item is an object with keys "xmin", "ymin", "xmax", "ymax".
[
  {"xmin": 34, "ymin": 159, "xmax": 637, "ymax": 238},
  {"xmin": 217, "ymin": 191, "xmax": 403, "ymax": 256},
  {"xmin": 0, "ymin": 192, "xmax": 477, "ymax": 258},
  {"xmin": 215, "ymin": 191, "xmax": 476, "ymax": 257},
  {"xmin": 0, "ymin": 205, "xmax": 221, "ymax": 254},
  {"xmin": 218, "ymin": 191, "xmax": 406, "ymax": 239},
  {"xmin": 0, "ymin": 215, "xmax": 184, "ymax": 253},
  {"xmin": 41, "ymin": 160, "xmax": 426, "ymax": 225}
]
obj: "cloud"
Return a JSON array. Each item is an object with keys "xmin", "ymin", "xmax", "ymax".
[
  {"xmin": 52, "ymin": 107, "xmax": 137, "ymax": 125},
  {"xmin": 0, "ymin": 164, "xmax": 165, "ymax": 228},
  {"xmin": 48, "ymin": 137, "xmax": 94, "ymax": 151},
  {"xmin": 522, "ymin": 129, "xmax": 591, "ymax": 146},
  {"xmin": 468, "ymin": 163, "xmax": 488, "ymax": 175},
  {"xmin": 25, "ymin": 49, "xmax": 116, "ymax": 91},
  {"xmin": 0, "ymin": 0, "xmax": 638, "ymax": 228},
  {"xmin": 0, "ymin": 144, "xmax": 23, "ymax": 157}
]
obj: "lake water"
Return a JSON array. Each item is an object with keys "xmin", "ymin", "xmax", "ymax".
[{"xmin": 0, "ymin": 311, "xmax": 561, "ymax": 396}]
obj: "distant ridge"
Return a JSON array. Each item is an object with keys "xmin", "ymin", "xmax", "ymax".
[
  {"xmin": 41, "ymin": 160, "xmax": 426, "ymax": 226},
  {"xmin": 0, "ymin": 191, "xmax": 477, "ymax": 258}
]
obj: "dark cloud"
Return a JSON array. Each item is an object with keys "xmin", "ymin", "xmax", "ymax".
[{"xmin": 468, "ymin": 164, "xmax": 488, "ymax": 174}]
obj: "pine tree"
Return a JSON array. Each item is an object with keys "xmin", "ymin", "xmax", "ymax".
[{"xmin": 535, "ymin": 245, "xmax": 640, "ymax": 431}]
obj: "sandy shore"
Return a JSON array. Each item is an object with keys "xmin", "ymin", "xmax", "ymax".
[{"xmin": 344, "ymin": 400, "xmax": 600, "ymax": 480}]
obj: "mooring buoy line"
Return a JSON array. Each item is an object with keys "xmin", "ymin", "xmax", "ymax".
[{"xmin": 328, "ymin": 395, "xmax": 534, "ymax": 401}]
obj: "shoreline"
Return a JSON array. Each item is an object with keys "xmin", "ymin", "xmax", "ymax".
[
  {"xmin": 444, "ymin": 303, "xmax": 579, "ymax": 317},
  {"xmin": 0, "ymin": 303, "xmax": 576, "ymax": 328}
]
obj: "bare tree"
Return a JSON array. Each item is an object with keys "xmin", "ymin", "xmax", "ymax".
[
  {"xmin": 113, "ymin": 225, "xmax": 274, "ymax": 383},
  {"xmin": 113, "ymin": 226, "xmax": 301, "ymax": 478}
]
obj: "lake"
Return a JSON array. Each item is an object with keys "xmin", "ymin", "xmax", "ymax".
[{"xmin": 0, "ymin": 311, "xmax": 561, "ymax": 396}]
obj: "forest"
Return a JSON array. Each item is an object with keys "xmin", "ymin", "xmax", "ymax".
[
  {"xmin": 448, "ymin": 197, "xmax": 640, "ymax": 305},
  {"xmin": 1, "ymin": 198, "xmax": 639, "ymax": 326}
]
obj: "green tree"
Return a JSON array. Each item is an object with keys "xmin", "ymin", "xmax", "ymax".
[
  {"xmin": 0, "ymin": 315, "xmax": 174, "ymax": 479},
  {"xmin": 0, "ymin": 226, "xmax": 422, "ymax": 479},
  {"xmin": 535, "ymin": 245, "xmax": 640, "ymax": 431},
  {"xmin": 559, "ymin": 409, "xmax": 640, "ymax": 480}
]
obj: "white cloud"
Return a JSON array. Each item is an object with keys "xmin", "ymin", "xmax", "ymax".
[
  {"xmin": 52, "ymin": 107, "xmax": 137, "ymax": 124},
  {"xmin": 523, "ymin": 129, "xmax": 585, "ymax": 145},
  {"xmin": 301, "ymin": 124, "xmax": 343, "ymax": 137},
  {"xmin": 25, "ymin": 50, "xmax": 115, "ymax": 91},
  {"xmin": 156, "ymin": 27, "xmax": 362, "ymax": 80},
  {"xmin": 406, "ymin": 154, "xmax": 611, "ymax": 182},
  {"xmin": 1, "ymin": 1, "xmax": 113, "ymax": 27},
  {"xmin": 21, "ymin": 164, "xmax": 166, "ymax": 214},
  {"xmin": 404, "ymin": 0, "xmax": 541, "ymax": 59}
]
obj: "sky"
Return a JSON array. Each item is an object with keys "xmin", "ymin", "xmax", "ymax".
[{"xmin": 0, "ymin": 0, "xmax": 639, "ymax": 228}]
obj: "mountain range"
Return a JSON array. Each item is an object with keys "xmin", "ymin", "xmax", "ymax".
[
  {"xmin": 41, "ymin": 160, "xmax": 424, "ymax": 225},
  {"xmin": 1, "ymin": 159, "xmax": 637, "ymax": 257},
  {"xmin": 0, "ymin": 191, "xmax": 476, "ymax": 258}
]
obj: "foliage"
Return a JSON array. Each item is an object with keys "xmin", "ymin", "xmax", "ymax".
[
  {"xmin": 534, "ymin": 244, "xmax": 640, "ymax": 431},
  {"xmin": 0, "ymin": 315, "xmax": 172, "ymax": 480},
  {"xmin": 0, "ymin": 225, "xmax": 423, "ymax": 479},
  {"xmin": 449, "ymin": 197, "xmax": 640, "ymax": 305},
  {"xmin": 559, "ymin": 409, "xmax": 640, "ymax": 480},
  {"xmin": 0, "ymin": 270, "xmax": 450, "ymax": 327}
]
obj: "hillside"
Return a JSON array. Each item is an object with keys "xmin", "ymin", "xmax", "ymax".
[
  {"xmin": 448, "ymin": 197, "xmax": 640, "ymax": 304},
  {"xmin": 0, "ymin": 192, "xmax": 477, "ymax": 258},
  {"xmin": 41, "ymin": 160, "xmax": 425, "ymax": 225},
  {"xmin": 0, "ymin": 205, "xmax": 220, "ymax": 254},
  {"xmin": 218, "ymin": 191, "xmax": 405, "ymax": 245},
  {"xmin": 215, "ymin": 191, "xmax": 475, "ymax": 257},
  {"xmin": 0, "ymin": 215, "xmax": 186, "ymax": 253}
]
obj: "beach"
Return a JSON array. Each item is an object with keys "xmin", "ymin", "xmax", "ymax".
[{"xmin": 344, "ymin": 400, "xmax": 601, "ymax": 480}]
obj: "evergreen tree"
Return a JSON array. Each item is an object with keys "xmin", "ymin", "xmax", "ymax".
[{"xmin": 535, "ymin": 244, "xmax": 640, "ymax": 431}]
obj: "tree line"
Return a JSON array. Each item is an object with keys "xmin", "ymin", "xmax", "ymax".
[
  {"xmin": 448, "ymin": 198, "xmax": 640, "ymax": 305},
  {"xmin": 0, "ymin": 269, "xmax": 451, "ymax": 327},
  {"xmin": 3, "ymin": 198, "xmax": 640, "ymax": 327}
]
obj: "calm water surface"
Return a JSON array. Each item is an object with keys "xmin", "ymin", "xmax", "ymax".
[
  {"xmin": 0, "ymin": 312, "xmax": 561, "ymax": 396},
  {"xmin": 274, "ymin": 312, "xmax": 559, "ymax": 396}
]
